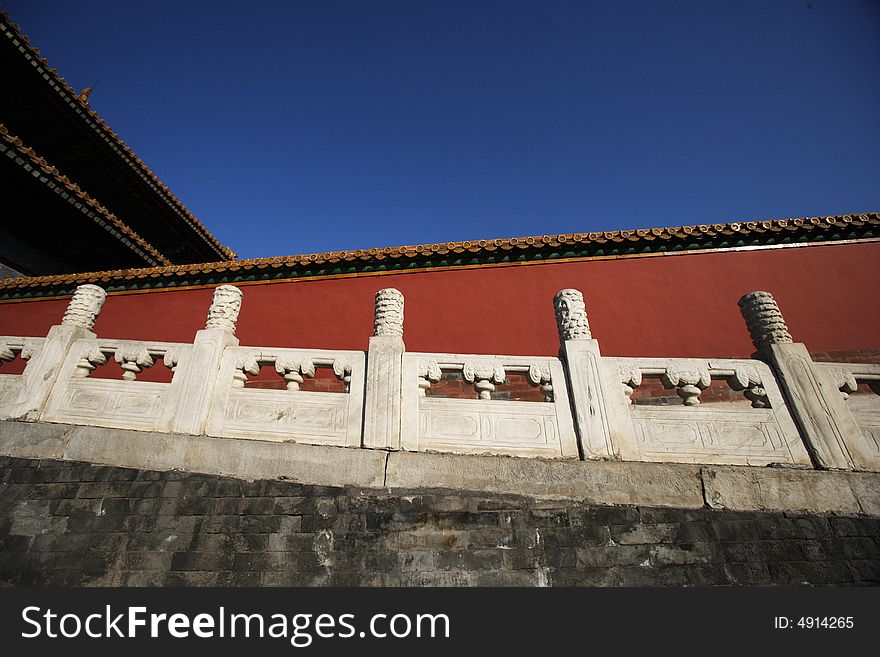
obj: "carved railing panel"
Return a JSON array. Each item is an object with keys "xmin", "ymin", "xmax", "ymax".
[
  {"xmin": 206, "ymin": 346, "xmax": 365, "ymax": 448},
  {"xmin": 608, "ymin": 357, "xmax": 811, "ymax": 467},
  {"xmin": 813, "ymin": 362, "xmax": 880, "ymax": 469},
  {"xmin": 42, "ymin": 339, "xmax": 192, "ymax": 432},
  {"xmin": 400, "ymin": 353, "xmax": 578, "ymax": 458},
  {"xmin": 0, "ymin": 336, "xmax": 44, "ymax": 413}
]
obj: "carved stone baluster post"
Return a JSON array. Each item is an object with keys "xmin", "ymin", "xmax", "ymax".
[
  {"xmin": 618, "ymin": 366, "xmax": 642, "ymax": 405},
  {"xmin": 738, "ymin": 291, "xmax": 868, "ymax": 470},
  {"xmin": 416, "ymin": 360, "xmax": 441, "ymax": 397},
  {"xmin": 463, "ymin": 360, "xmax": 506, "ymax": 399},
  {"xmin": 275, "ymin": 356, "xmax": 315, "ymax": 391},
  {"xmin": 363, "ymin": 288, "xmax": 405, "ymax": 449},
  {"xmin": 169, "ymin": 285, "xmax": 242, "ymax": 436},
  {"xmin": 554, "ymin": 288, "xmax": 637, "ymax": 461},
  {"xmin": 528, "ymin": 362, "xmax": 554, "ymax": 402},
  {"xmin": 0, "ymin": 340, "xmax": 15, "ymax": 365},
  {"xmin": 729, "ymin": 364, "xmax": 769, "ymax": 409},
  {"xmin": 333, "ymin": 358, "xmax": 354, "ymax": 393},
  {"xmin": 661, "ymin": 363, "xmax": 711, "ymax": 406},
  {"xmin": 825, "ymin": 368, "xmax": 858, "ymax": 401},
  {"xmin": 74, "ymin": 342, "xmax": 107, "ymax": 378},
  {"xmin": 2, "ymin": 284, "xmax": 106, "ymax": 421},
  {"xmin": 231, "ymin": 352, "xmax": 260, "ymax": 388},
  {"xmin": 163, "ymin": 346, "xmax": 183, "ymax": 374},
  {"xmin": 114, "ymin": 344, "xmax": 154, "ymax": 381}
]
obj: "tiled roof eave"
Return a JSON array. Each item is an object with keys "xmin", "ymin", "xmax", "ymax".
[
  {"xmin": 0, "ymin": 212, "xmax": 876, "ymax": 297},
  {"xmin": 0, "ymin": 12, "xmax": 236, "ymax": 262},
  {"xmin": 0, "ymin": 123, "xmax": 172, "ymax": 268}
]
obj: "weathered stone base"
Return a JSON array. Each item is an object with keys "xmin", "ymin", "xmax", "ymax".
[
  {"xmin": 2, "ymin": 421, "xmax": 879, "ymax": 517},
  {"xmin": 1, "ymin": 455, "xmax": 878, "ymax": 587}
]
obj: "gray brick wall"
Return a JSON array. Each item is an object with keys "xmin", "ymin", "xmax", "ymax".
[{"xmin": 1, "ymin": 456, "xmax": 878, "ymax": 586}]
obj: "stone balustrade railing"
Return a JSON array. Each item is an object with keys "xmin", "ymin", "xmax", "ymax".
[
  {"xmin": 0, "ymin": 284, "xmax": 877, "ymax": 473},
  {"xmin": 206, "ymin": 346, "xmax": 365, "ymax": 448},
  {"xmin": 811, "ymin": 361, "xmax": 880, "ymax": 466},
  {"xmin": 42, "ymin": 338, "xmax": 193, "ymax": 433},
  {"xmin": 399, "ymin": 352, "xmax": 578, "ymax": 458},
  {"xmin": 0, "ymin": 336, "xmax": 45, "ymax": 411},
  {"xmin": 602, "ymin": 357, "xmax": 810, "ymax": 467}
]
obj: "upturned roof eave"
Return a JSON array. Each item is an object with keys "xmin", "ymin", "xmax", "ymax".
[
  {"xmin": 0, "ymin": 12, "xmax": 236, "ymax": 262},
  {"xmin": 0, "ymin": 123, "xmax": 171, "ymax": 268}
]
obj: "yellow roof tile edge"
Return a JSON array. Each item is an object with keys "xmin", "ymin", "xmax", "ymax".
[{"xmin": 0, "ymin": 212, "xmax": 876, "ymax": 291}]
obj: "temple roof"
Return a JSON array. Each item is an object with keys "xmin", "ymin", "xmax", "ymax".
[
  {"xmin": 1, "ymin": 124, "xmax": 171, "ymax": 268},
  {"xmin": 0, "ymin": 12, "xmax": 235, "ymax": 269},
  {"xmin": 0, "ymin": 211, "xmax": 876, "ymax": 299}
]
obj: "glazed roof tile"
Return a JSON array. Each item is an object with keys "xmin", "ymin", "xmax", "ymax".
[{"xmin": 0, "ymin": 211, "xmax": 876, "ymax": 294}]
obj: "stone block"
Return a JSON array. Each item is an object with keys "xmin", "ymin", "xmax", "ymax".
[
  {"xmin": 848, "ymin": 559, "xmax": 880, "ymax": 584},
  {"xmin": 711, "ymin": 519, "xmax": 759, "ymax": 542},
  {"xmin": 830, "ymin": 517, "xmax": 880, "ymax": 537},
  {"xmin": 612, "ymin": 565, "xmax": 691, "ymax": 586},
  {"xmin": 567, "ymin": 525, "xmax": 612, "ymax": 546},
  {"xmin": 701, "ymin": 466, "xmax": 880, "ymax": 516},
  {"xmin": 611, "ymin": 523, "xmax": 679, "ymax": 545},
  {"xmin": 239, "ymin": 515, "xmax": 283, "ymax": 534},
  {"xmin": 170, "ymin": 551, "xmax": 234, "ymax": 572},
  {"xmin": 120, "ymin": 551, "xmax": 174, "ymax": 571},
  {"xmin": 0, "ymin": 421, "xmax": 66, "ymax": 460},
  {"xmin": 386, "ymin": 450, "xmax": 704, "ymax": 508},
  {"xmin": 165, "ymin": 571, "xmax": 228, "ymax": 586},
  {"xmin": 577, "ymin": 544, "xmax": 651, "ymax": 568},
  {"xmin": 123, "ymin": 571, "xmax": 167, "ymax": 586},
  {"xmin": 550, "ymin": 567, "xmax": 618, "ymax": 587},
  {"xmin": 685, "ymin": 563, "xmax": 730, "ymax": 586},
  {"xmin": 722, "ymin": 561, "xmax": 771, "ymax": 585},
  {"xmin": 435, "ymin": 549, "xmax": 502, "ymax": 571},
  {"xmin": 61, "ymin": 425, "xmax": 387, "ymax": 488},
  {"xmin": 674, "ymin": 522, "xmax": 714, "ymax": 544},
  {"xmin": 767, "ymin": 560, "xmax": 852, "ymax": 586}
]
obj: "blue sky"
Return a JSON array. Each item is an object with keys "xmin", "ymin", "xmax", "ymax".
[{"xmin": 5, "ymin": 0, "xmax": 879, "ymax": 260}]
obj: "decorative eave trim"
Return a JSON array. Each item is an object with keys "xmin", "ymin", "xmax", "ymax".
[
  {"xmin": 0, "ymin": 12, "xmax": 236, "ymax": 261},
  {"xmin": 0, "ymin": 212, "xmax": 876, "ymax": 300},
  {"xmin": 0, "ymin": 123, "xmax": 171, "ymax": 268}
]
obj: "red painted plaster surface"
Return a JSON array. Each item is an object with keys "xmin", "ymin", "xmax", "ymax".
[{"xmin": 1, "ymin": 243, "xmax": 877, "ymax": 367}]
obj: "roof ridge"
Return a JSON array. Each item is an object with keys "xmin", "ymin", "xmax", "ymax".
[
  {"xmin": 0, "ymin": 211, "xmax": 876, "ymax": 292},
  {"xmin": 0, "ymin": 12, "xmax": 236, "ymax": 261},
  {"xmin": 0, "ymin": 123, "xmax": 172, "ymax": 267}
]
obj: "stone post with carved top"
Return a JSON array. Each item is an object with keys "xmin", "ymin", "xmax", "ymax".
[
  {"xmin": 363, "ymin": 288, "xmax": 405, "ymax": 449},
  {"xmin": 169, "ymin": 285, "xmax": 242, "ymax": 435},
  {"xmin": 738, "ymin": 291, "xmax": 870, "ymax": 470},
  {"xmin": 0, "ymin": 284, "xmax": 107, "ymax": 420},
  {"xmin": 553, "ymin": 288, "xmax": 639, "ymax": 461}
]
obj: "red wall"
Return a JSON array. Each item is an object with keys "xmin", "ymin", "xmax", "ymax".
[{"xmin": 1, "ymin": 242, "xmax": 878, "ymax": 360}]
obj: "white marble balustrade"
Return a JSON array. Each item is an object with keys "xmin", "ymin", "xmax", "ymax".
[
  {"xmin": 0, "ymin": 284, "xmax": 878, "ymax": 473},
  {"xmin": 0, "ymin": 336, "xmax": 45, "ymax": 417},
  {"xmin": 42, "ymin": 338, "xmax": 193, "ymax": 433},
  {"xmin": 400, "ymin": 353, "xmax": 579, "ymax": 459},
  {"xmin": 603, "ymin": 357, "xmax": 811, "ymax": 467},
  {"xmin": 812, "ymin": 362, "xmax": 880, "ymax": 470},
  {"xmin": 206, "ymin": 347, "xmax": 365, "ymax": 448}
]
